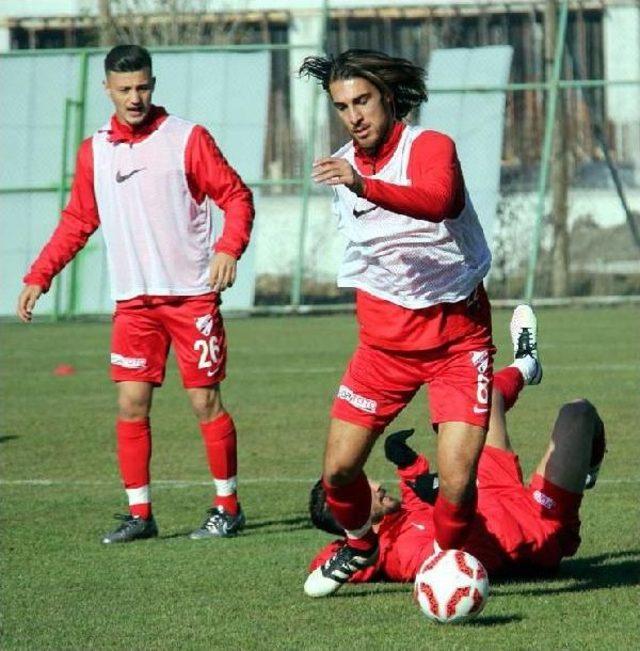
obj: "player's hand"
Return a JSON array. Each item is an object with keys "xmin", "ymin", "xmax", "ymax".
[
  {"xmin": 209, "ymin": 252, "xmax": 237, "ymax": 293},
  {"xmin": 17, "ymin": 284, "xmax": 43, "ymax": 322},
  {"xmin": 312, "ymin": 157, "xmax": 364, "ymax": 195},
  {"xmin": 406, "ymin": 472, "xmax": 440, "ymax": 505},
  {"xmin": 384, "ymin": 428, "xmax": 418, "ymax": 468}
]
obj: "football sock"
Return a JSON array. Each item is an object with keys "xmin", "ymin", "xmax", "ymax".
[
  {"xmin": 510, "ymin": 356, "xmax": 538, "ymax": 385},
  {"xmin": 433, "ymin": 493, "xmax": 477, "ymax": 550},
  {"xmin": 200, "ymin": 412, "xmax": 238, "ymax": 515},
  {"xmin": 494, "ymin": 366, "xmax": 524, "ymax": 412},
  {"xmin": 116, "ymin": 418, "xmax": 152, "ymax": 520},
  {"xmin": 323, "ymin": 471, "xmax": 377, "ymax": 551}
]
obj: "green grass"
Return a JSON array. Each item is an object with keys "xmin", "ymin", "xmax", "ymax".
[{"xmin": 1, "ymin": 307, "xmax": 639, "ymax": 649}]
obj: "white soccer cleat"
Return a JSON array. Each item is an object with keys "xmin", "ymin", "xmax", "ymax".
[
  {"xmin": 510, "ymin": 304, "xmax": 543, "ymax": 385},
  {"xmin": 304, "ymin": 543, "xmax": 379, "ymax": 598}
]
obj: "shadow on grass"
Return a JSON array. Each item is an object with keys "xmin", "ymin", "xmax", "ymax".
[
  {"xmin": 158, "ymin": 514, "xmax": 312, "ymax": 540},
  {"xmin": 0, "ymin": 435, "xmax": 19, "ymax": 443},
  {"xmin": 468, "ymin": 615, "xmax": 523, "ymax": 626},
  {"xmin": 493, "ymin": 549, "xmax": 640, "ymax": 596}
]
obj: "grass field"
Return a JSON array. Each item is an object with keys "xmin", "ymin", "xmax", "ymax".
[{"xmin": 1, "ymin": 306, "xmax": 639, "ymax": 649}]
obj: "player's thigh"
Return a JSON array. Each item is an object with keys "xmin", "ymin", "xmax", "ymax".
[
  {"xmin": 162, "ymin": 296, "xmax": 227, "ymax": 388},
  {"xmin": 110, "ymin": 305, "xmax": 171, "ymax": 385},
  {"xmin": 331, "ymin": 344, "xmax": 421, "ymax": 433},
  {"xmin": 427, "ymin": 343, "xmax": 495, "ymax": 431}
]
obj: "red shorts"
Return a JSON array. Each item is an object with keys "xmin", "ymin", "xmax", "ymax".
[
  {"xmin": 110, "ymin": 295, "xmax": 227, "ymax": 388},
  {"xmin": 331, "ymin": 336, "xmax": 495, "ymax": 431},
  {"xmin": 475, "ymin": 447, "xmax": 582, "ymax": 569}
]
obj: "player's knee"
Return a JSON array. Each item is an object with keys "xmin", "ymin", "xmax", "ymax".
[
  {"xmin": 117, "ymin": 394, "xmax": 151, "ymax": 420},
  {"xmin": 323, "ymin": 463, "xmax": 359, "ymax": 487},
  {"xmin": 189, "ymin": 388, "xmax": 222, "ymax": 421},
  {"xmin": 438, "ymin": 471, "xmax": 475, "ymax": 504}
]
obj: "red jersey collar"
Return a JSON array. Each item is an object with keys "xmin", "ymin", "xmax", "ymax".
[
  {"xmin": 106, "ymin": 105, "xmax": 168, "ymax": 144},
  {"xmin": 354, "ymin": 120, "xmax": 405, "ymax": 173}
]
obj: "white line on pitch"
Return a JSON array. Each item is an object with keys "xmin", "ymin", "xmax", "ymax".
[{"xmin": 0, "ymin": 477, "xmax": 637, "ymax": 487}]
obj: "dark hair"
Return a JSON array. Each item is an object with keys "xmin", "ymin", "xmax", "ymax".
[
  {"xmin": 104, "ymin": 45, "xmax": 152, "ymax": 74},
  {"xmin": 309, "ymin": 479, "xmax": 343, "ymax": 536},
  {"xmin": 298, "ymin": 49, "xmax": 427, "ymax": 119}
]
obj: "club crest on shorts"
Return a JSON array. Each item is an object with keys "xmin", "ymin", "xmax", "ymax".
[
  {"xmin": 470, "ymin": 350, "xmax": 489, "ymax": 373},
  {"xmin": 195, "ymin": 314, "xmax": 214, "ymax": 337}
]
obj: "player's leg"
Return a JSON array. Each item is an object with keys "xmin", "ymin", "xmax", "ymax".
[
  {"xmin": 435, "ymin": 421, "xmax": 486, "ymax": 549},
  {"xmin": 304, "ymin": 419, "xmax": 380, "ymax": 597},
  {"xmin": 428, "ymin": 340, "xmax": 494, "ymax": 550},
  {"xmin": 187, "ymin": 384, "xmax": 245, "ymax": 538},
  {"xmin": 485, "ymin": 304, "xmax": 544, "ymax": 450},
  {"xmin": 164, "ymin": 297, "xmax": 243, "ymax": 538},
  {"xmin": 104, "ymin": 305, "xmax": 169, "ymax": 544},
  {"xmin": 304, "ymin": 344, "xmax": 419, "ymax": 597},
  {"xmin": 533, "ymin": 399, "xmax": 606, "ymax": 493}
]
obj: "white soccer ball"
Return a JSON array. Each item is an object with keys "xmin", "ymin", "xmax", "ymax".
[{"xmin": 413, "ymin": 549, "xmax": 489, "ymax": 623}]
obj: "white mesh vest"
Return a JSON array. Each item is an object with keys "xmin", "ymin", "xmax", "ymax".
[
  {"xmin": 92, "ymin": 115, "xmax": 212, "ymax": 301},
  {"xmin": 333, "ymin": 126, "xmax": 491, "ymax": 309}
]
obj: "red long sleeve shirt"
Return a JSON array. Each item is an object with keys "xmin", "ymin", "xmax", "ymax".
[{"xmin": 23, "ymin": 105, "xmax": 254, "ymax": 295}]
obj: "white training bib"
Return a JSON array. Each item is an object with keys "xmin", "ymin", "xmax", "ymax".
[
  {"xmin": 93, "ymin": 115, "xmax": 212, "ymax": 301},
  {"xmin": 332, "ymin": 126, "xmax": 491, "ymax": 309}
]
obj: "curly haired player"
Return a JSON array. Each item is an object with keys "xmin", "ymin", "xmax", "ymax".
[{"xmin": 299, "ymin": 49, "xmax": 511, "ymax": 596}]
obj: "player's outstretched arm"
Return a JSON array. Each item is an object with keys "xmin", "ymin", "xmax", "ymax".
[{"xmin": 16, "ymin": 284, "xmax": 43, "ymax": 322}]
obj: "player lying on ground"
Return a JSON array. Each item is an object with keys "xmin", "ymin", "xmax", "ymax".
[{"xmin": 306, "ymin": 310, "xmax": 606, "ymax": 590}]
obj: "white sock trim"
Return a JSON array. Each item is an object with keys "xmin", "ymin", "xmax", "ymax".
[
  {"xmin": 345, "ymin": 515, "xmax": 373, "ymax": 540},
  {"xmin": 126, "ymin": 485, "xmax": 150, "ymax": 505},
  {"xmin": 510, "ymin": 358, "xmax": 536, "ymax": 384},
  {"xmin": 214, "ymin": 476, "xmax": 237, "ymax": 497}
]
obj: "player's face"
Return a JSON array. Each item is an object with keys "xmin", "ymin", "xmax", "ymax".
[
  {"xmin": 104, "ymin": 68, "xmax": 155, "ymax": 127},
  {"xmin": 370, "ymin": 481, "xmax": 401, "ymax": 523},
  {"xmin": 329, "ymin": 77, "xmax": 393, "ymax": 153}
]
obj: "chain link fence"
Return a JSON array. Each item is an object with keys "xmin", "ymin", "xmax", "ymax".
[{"xmin": 1, "ymin": 0, "xmax": 639, "ymax": 318}]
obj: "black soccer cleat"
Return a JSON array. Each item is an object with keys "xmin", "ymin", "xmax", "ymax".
[
  {"xmin": 101, "ymin": 514, "xmax": 158, "ymax": 544},
  {"xmin": 304, "ymin": 542, "xmax": 379, "ymax": 597},
  {"xmin": 189, "ymin": 505, "xmax": 246, "ymax": 539},
  {"xmin": 585, "ymin": 418, "xmax": 607, "ymax": 490}
]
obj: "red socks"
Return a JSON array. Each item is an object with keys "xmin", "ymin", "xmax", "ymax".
[
  {"xmin": 116, "ymin": 418, "xmax": 152, "ymax": 520},
  {"xmin": 433, "ymin": 493, "xmax": 477, "ymax": 550},
  {"xmin": 494, "ymin": 367, "xmax": 524, "ymax": 412},
  {"xmin": 200, "ymin": 412, "xmax": 239, "ymax": 515},
  {"xmin": 323, "ymin": 472, "xmax": 377, "ymax": 551}
]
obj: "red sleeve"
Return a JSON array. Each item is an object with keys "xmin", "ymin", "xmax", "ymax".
[
  {"xmin": 185, "ymin": 125, "xmax": 255, "ymax": 260},
  {"xmin": 309, "ymin": 539, "xmax": 380, "ymax": 583},
  {"xmin": 397, "ymin": 454, "xmax": 432, "ymax": 512},
  {"xmin": 361, "ymin": 131, "xmax": 465, "ymax": 222},
  {"xmin": 23, "ymin": 138, "xmax": 100, "ymax": 292}
]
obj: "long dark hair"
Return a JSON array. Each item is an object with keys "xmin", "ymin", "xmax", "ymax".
[
  {"xmin": 298, "ymin": 49, "xmax": 427, "ymax": 119},
  {"xmin": 309, "ymin": 479, "xmax": 343, "ymax": 536}
]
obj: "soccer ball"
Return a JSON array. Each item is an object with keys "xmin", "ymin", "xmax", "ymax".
[{"xmin": 413, "ymin": 549, "xmax": 489, "ymax": 623}]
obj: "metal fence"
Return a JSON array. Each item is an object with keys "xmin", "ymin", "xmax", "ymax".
[{"xmin": 1, "ymin": 0, "xmax": 639, "ymax": 318}]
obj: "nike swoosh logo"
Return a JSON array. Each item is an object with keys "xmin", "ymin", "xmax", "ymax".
[
  {"xmin": 473, "ymin": 405, "xmax": 489, "ymax": 414},
  {"xmin": 411, "ymin": 522, "xmax": 426, "ymax": 531},
  {"xmin": 116, "ymin": 168, "xmax": 146, "ymax": 183},
  {"xmin": 353, "ymin": 206, "xmax": 377, "ymax": 218}
]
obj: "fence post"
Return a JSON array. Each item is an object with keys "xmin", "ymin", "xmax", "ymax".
[
  {"xmin": 291, "ymin": 0, "xmax": 329, "ymax": 309},
  {"xmin": 66, "ymin": 51, "xmax": 89, "ymax": 318},
  {"xmin": 524, "ymin": 0, "xmax": 569, "ymax": 302},
  {"xmin": 53, "ymin": 97, "xmax": 75, "ymax": 322}
]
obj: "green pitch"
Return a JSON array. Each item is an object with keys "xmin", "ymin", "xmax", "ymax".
[{"xmin": 1, "ymin": 307, "xmax": 638, "ymax": 649}]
